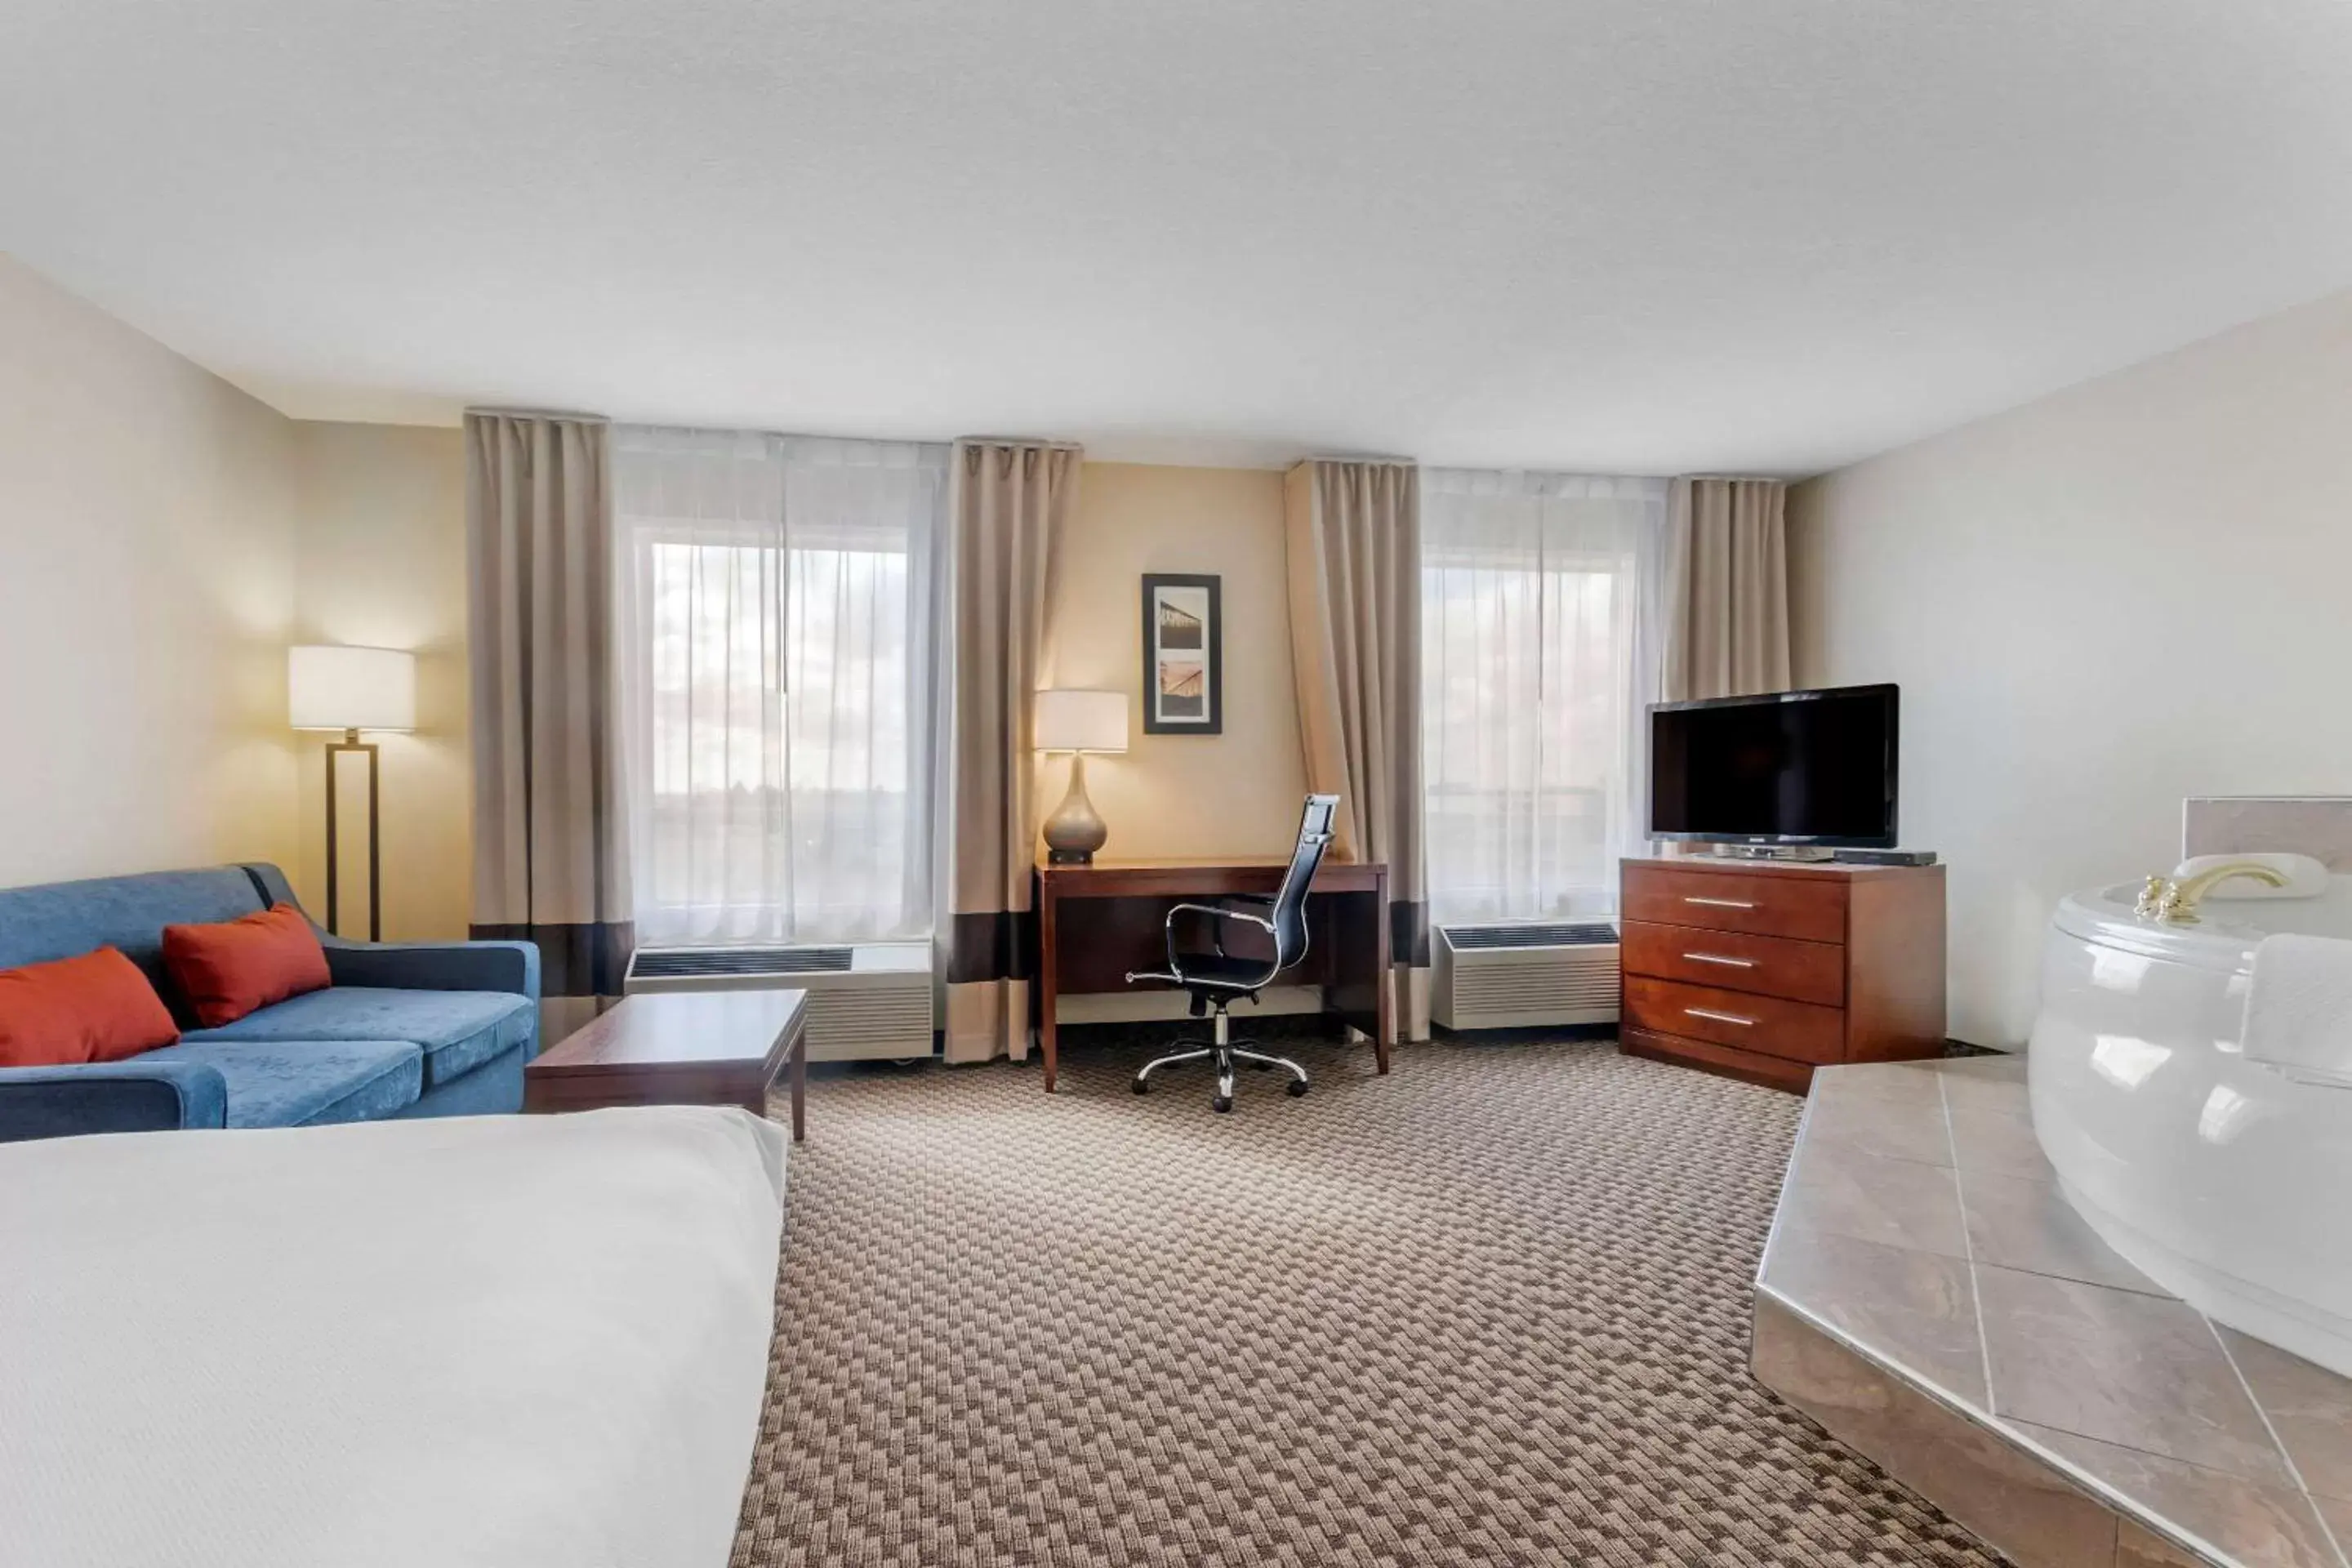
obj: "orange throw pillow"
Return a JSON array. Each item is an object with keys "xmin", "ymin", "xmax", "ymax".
[
  {"xmin": 0, "ymin": 947, "xmax": 182, "ymax": 1068},
  {"xmin": 162, "ymin": 903, "xmax": 332, "ymax": 1028}
]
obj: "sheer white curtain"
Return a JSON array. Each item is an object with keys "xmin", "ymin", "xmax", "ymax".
[
  {"xmin": 1421, "ymin": 470, "xmax": 1668, "ymax": 924},
  {"xmin": 612, "ymin": 428, "xmax": 947, "ymax": 947}
]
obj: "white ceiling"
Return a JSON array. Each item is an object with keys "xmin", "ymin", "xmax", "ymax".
[{"xmin": 6, "ymin": 1, "xmax": 2351, "ymax": 475}]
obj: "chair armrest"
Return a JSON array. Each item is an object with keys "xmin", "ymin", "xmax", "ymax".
[
  {"xmin": 1165, "ymin": 902, "xmax": 1276, "ymax": 969},
  {"xmin": 322, "ymin": 939, "xmax": 541, "ymax": 1002},
  {"xmin": 0, "ymin": 1059, "xmax": 229, "ymax": 1143},
  {"xmin": 1214, "ymin": 895, "xmax": 1275, "ymax": 947},
  {"xmin": 1167, "ymin": 902, "xmax": 1276, "ymax": 930}
]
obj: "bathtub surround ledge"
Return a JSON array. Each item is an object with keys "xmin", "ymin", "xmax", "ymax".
[
  {"xmin": 1753, "ymin": 1056, "xmax": 2352, "ymax": 1568},
  {"xmin": 2182, "ymin": 798, "xmax": 2352, "ymax": 872}
]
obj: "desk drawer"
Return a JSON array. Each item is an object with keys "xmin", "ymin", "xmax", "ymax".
[
  {"xmin": 1621, "ymin": 864, "xmax": 1847, "ymax": 943},
  {"xmin": 1623, "ymin": 975, "xmax": 1845, "ymax": 1064},
  {"xmin": 1619, "ymin": 920, "xmax": 1845, "ymax": 1007}
]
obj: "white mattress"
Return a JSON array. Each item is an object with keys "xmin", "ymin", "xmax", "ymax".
[{"xmin": 0, "ymin": 1107, "xmax": 786, "ymax": 1568}]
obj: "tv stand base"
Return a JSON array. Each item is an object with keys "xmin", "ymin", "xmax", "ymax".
[
  {"xmin": 1619, "ymin": 856, "xmax": 1949, "ymax": 1094},
  {"xmin": 1703, "ymin": 844, "xmax": 1835, "ymax": 862}
]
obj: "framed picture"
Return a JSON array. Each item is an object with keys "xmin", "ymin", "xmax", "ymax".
[{"xmin": 1141, "ymin": 573, "xmax": 1222, "ymax": 735}]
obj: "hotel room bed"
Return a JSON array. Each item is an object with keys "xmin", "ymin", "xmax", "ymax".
[{"xmin": 0, "ymin": 1105, "xmax": 786, "ymax": 1568}]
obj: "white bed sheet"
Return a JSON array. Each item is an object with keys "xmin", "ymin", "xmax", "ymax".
[{"xmin": 0, "ymin": 1106, "xmax": 786, "ymax": 1568}]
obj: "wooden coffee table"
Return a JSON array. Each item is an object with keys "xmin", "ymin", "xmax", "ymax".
[{"xmin": 523, "ymin": 991, "xmax": 808, "ymax": 1142}]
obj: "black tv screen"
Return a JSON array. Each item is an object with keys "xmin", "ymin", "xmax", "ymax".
[{"xmin": 1649, "ymin": 684, "xmax": 1898, "ymax": 847}]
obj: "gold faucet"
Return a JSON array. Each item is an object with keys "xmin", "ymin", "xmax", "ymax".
[{"xmin": 2138, "ymin": 860, "xmax": 2290, "ymax": 924}]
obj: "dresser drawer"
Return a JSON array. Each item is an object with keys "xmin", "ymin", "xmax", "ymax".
[
  {"xmin": 1619, "ymin": 920, "xmax": 1846, "ymax": 1007},
  {"xmin": 1622, "ymin": 976, "xmax": 1846, "ymax": 1064},
  {"xmin": 1620, "ymin": 864, "xmax": 1848, "ymax": 943}
]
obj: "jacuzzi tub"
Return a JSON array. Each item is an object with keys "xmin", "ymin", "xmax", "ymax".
[{"xmin": 2029, "ymin": 877, "xmax": 2352, "ymax": 1377}]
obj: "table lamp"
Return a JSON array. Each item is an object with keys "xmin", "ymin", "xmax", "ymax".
[
  {"xmin": 1036, "ymin": 689, "xmax": 1129, "ymax": 865},
  {"xmin": 289, "ymin": 644, "xmax": 416, "ymax": 939}
]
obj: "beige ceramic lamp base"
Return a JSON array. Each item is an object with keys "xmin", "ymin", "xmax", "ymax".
[{"xmin": 1042, "ymin": 751, "xmax": 1109, "ymax": 864}]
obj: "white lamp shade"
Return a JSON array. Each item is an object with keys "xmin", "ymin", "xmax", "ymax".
[
  {"xmin": 1035, "ymin": 688, "xmax": 1129, "ymax": 754},
  {"xmin": 289, "ymin": 645, "xmax": 416, "ymax": 732}
]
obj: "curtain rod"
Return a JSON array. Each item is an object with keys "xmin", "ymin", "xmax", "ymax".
[
  {"xmin": 953, "ymin": 434, "xmax": 1085, "ymax": 451},
  {"xmin": 463, "ymin": 404, "xmax": 610, "ymax": 424},
  {"xmin": 1297, "ymin": 452, "xmax": 1417, "ymax": 467}
]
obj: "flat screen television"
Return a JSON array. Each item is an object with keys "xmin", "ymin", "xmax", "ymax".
[{"xmin": 1648, "ymin": 684, "xmax": 1899, "ymax": 848}]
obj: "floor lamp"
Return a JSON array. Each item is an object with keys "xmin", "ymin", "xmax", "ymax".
[{"xmin": 289, "ymin": 645, "xmax": 416, "ymax": 941}]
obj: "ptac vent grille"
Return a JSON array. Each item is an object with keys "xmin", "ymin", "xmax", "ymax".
[
  {"xmin": 630, "ymin": 947, "xmax": 853, "ymax": 978},
  {"xmin": 1442, "ymin": 923, "xmax": 1618, "ymax": 951}
]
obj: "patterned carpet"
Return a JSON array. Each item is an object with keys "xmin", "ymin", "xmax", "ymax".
[{"xmin": 733, "ymin": 1035, "xmax": 1999, "ymax": 1567}]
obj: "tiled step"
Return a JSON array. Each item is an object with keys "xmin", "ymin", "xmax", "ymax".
[{"xmin": 1752, "ymin": 1056, "xmax": 2352, "ymax": 1568}]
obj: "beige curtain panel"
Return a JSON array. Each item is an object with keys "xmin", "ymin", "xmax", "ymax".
[
  {"xmin": 1662, "ymin": 477, "xmax": 1792, "ymax": 702},
  {"xmin": 465, "ymin": 411, "xmax": 632, "ymax": 1044},
  {"xmin": 1284, "ymin": 459, "xmax": 1432, "ymax": 1043},
  {"xmin": 943, "ymin": 440, "xmax": 1077, "ymax": 1065}
]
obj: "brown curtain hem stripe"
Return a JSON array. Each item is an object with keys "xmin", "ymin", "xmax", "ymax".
[
  {"xmin": 943, "ymin": 910, "xmax": 1037, "ymax": 987},
  {"xmin": 1390, "ymin": 901, "xmax": 1432, "ymax": 969},
  {"xmin": 469, "ymin": 921, "xmax": 636, "ymax": 1000}
]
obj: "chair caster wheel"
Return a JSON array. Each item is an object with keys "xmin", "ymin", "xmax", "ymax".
[
  {"xmin": 1287, "ymin": 1080, "xmax": 1309, "ymax": 1097},
  {"xmin": 1211, "ymin": 1095, "xmax": 1233, "ymax": 1114},
  {"xmin": 1132, "ymin": 1077, "xmax": 1150, "ymax": 1095}
]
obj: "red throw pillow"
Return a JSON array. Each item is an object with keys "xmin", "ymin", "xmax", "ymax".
[
  {"xmin": 162, "ymin": 903, "xmax": 332, "ymax": 1028},
  {"xmin": 0, "ymin": 947, "xmax": 182, "ymax": 1068}
]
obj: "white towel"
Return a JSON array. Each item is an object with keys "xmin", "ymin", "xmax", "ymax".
[{"xmin": 2243, "ymin": 933, "xmax": 2352, "ymax": 1088}]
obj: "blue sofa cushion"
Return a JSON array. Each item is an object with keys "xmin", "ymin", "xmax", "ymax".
[
  {"xmin": 186, "ymin": 988, "xmax": 535, "ymax": 1089},
  {"xmin": 137, "ymin": 1038, "xmax": 422, "ymax": 1128},
  {"xmin": 0, "ymin": 867, "xmax": 267, "ymax": 1012}
]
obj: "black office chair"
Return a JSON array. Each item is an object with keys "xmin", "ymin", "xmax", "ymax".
[{"xmin": 1125, "ymin": 793, "xmax": 1339, "ymax": 1112}]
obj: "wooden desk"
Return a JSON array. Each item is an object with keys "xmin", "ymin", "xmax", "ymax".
[{"xmin": 1034, "ymin": 856, "xmax": 1392, "ymax": 1093}]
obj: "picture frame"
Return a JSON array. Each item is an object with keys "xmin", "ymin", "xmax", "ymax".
[{"xmin": 1140, "ymin": 573, "xmax": 1222, "ymax": 735}]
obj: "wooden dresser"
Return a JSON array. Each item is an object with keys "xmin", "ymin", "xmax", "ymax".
[{"xmin": 1618, "ymin": 857, "xmax": 1947, "ymax": 1092}]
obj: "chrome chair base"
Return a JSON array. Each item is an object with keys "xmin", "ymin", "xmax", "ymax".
[{"xmin": 1132, "ymin": 1006, "xmax": 1308, "ymax": 1113}]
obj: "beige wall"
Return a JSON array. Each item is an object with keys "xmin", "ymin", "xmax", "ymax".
[
  {"xmin": 273, "ymin": 455, "xmax": 1321, "ymax": 933},
  {"xmin": 1045, "ymin": 462, "xmax": 1308, "ymax": 862},
  {"xmin": 1790, "ymin": 287, "xmax": 2352, "ymax": 1048},
  {"xmin": 0, "ymin": 258, "xmax": 474, "ymax": 930},
  {"xmin": 0, "ymin": 270, "xmax": 1312, "ymax": 942},
  {"xmin": 0, "ymin": 254, "xmax": 302, "ymax": 889},
  {"xmin": 292, "ymin": 422, "xmax": 472, "ymax": 939},
  {"xmin": 274, "ymin": 455, "xmax": 1321, "ymax": 939},
  {"xmin": 274, "ymin": 454, "xmax": 1317, "ymax": 942}
]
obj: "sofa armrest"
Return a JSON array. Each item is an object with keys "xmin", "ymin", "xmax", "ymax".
[
  {"xmin": 0, "ymin": 1060, "xmax": 229, "ymax": 1143},
  {"xmin": 322, "ymin": 940, "xmax": 541, "ymax": 1003}
]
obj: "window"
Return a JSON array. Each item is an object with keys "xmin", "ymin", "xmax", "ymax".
[
  {"xmin": 1420, "ymin": 470, "xmax": 1667, "ymax": 924},
  {"xmin": 614, "ymin": 430, "xmax": 947, "ymax": 947}
]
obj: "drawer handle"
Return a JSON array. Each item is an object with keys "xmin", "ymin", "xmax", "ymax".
[
  {"xmin": 1684, "ymin": 1006, "xmax": 1757, "ymax": 1027},
  {"xmin": 1683, "ymin": 952, "xmax": 1757, "ymax": 969},
  {"xmin": 1682, "ymin": 895, "xmax": 1756, "ymax": 909}
]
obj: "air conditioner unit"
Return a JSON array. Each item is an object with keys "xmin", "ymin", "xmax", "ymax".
[
  {"xmin": 624, "ymin": 944, "xmax": 934, "ymax": 1062},
  {"xmin": 1432, "ymin": 921, "xmax": 1620, "ymax": 1031}
]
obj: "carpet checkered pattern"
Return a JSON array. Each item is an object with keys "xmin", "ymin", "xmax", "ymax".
[{"xmin": 735, "ymin": 1036, "xmax": 1998, "ymax": 1567}]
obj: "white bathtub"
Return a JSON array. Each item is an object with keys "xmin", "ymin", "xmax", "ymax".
[{"xmin": 2028, "ymin": 877, "xmax": 2352, "ymax": 1378}]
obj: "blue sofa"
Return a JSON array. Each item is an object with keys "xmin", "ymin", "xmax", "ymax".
[{"xmin": 0, "ymin": 864, "xmax": 539, "ymax": 1143}]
